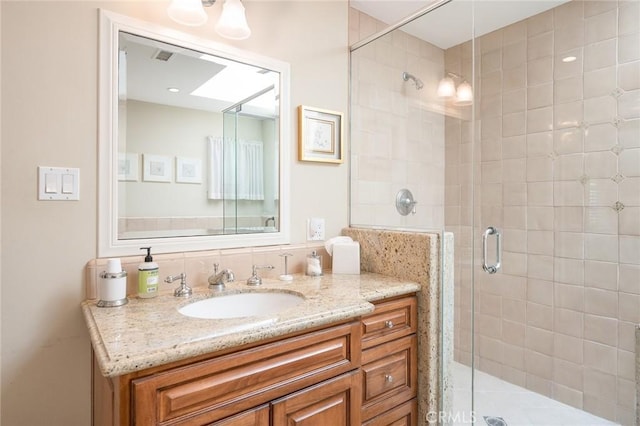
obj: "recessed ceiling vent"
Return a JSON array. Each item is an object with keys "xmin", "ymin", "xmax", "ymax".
[{"xmin": 153, "ymin": 49, "xmax": 174, "ymax": 62}]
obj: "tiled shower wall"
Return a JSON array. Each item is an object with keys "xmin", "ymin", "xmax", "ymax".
[
  {"xmin": 350, "ymin": 9, "xmax": 446, "ymax": 230},
  {"xmin": 446, "ymin": 1, "xmax": 640, "ymax": 424}
]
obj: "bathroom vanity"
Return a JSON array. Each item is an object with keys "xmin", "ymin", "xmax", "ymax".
[{"xmin": 83, "ymin": 273, "xmax": 420, "ymax": 425}]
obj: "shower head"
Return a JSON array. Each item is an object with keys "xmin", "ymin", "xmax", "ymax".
[{"xmin": 402, "ymin": 71, "xmax": 424, "ymax": 90}]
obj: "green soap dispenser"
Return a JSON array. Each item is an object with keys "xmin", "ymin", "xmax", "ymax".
[{"xmin": 138, "ymin": 247, "xmax": 159, "ymax": 298}]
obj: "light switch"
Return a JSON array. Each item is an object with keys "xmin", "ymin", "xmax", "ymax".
[
  {"xmin": 38, "ymin": 166, "xmax": 80, "ymax": 200},
  {"xmin": 45, "ymin": 173, "xmax": 58, "ymax": 193},
  {"xmin": 62, "ymin": 174, "xmax": 74, "ymax": 194}
]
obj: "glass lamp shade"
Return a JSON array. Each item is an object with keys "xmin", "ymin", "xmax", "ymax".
[
  {"xmin": 454, "ymin": 81, "xmax": 473, "ymax": 106},
  {"xmin": 167, "ymin": 0, "xmax": 208, "ymax": 26},
  {"xmin": 437, "ymin": 77, "xmax": 456, "ymax": 98},
  {"xmin": 215, "ymin": 0, "xmax": 251, "ymax": 40}
]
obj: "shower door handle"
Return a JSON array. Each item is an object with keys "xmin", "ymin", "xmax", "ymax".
[{"xmin": 482, "ymin": 226, "xmax": 502, "ymax": 274}]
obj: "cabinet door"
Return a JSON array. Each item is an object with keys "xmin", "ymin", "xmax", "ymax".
[
  {"xmin": 362, "ymin": 399, "xmax": 417, "ymax": 426},
  {"xmin": 210, "ymin": 404, "xmax": 269, "ymax": 426},
  {"xmin": 272, "ymin": 371, "xmax": 361, "ymax": 426}
]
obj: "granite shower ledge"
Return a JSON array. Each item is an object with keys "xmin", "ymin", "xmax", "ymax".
[{"xmin": 82, "ymin": 272, "xmax": 420, "ymax": 378}]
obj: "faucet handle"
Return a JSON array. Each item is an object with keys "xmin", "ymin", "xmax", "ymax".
[
  {"xmin": 247, "ymin": 265, "xmax": 274, "ymax": 286},
  {"xmin": 213, "ymin": 263, "xmax": 219, "ymax": 274},
  {"xmin": 164, "ymin": 273, "xmax": 185, "ymax": 284},
  {"xmin": 165, "ymin": 273, "xmax": 192, "ymax": 297}
]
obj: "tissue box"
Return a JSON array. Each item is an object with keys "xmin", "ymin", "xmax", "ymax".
[{"xmin": 332, "ymin": 242, "xmax": 360, "ymax": 274}]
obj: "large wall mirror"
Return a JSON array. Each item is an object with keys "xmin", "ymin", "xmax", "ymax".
[{"xmin": 99, "ymin": 10, "xmax": 290, "ymax": 256}]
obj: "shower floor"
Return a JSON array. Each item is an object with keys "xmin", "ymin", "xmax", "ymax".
[{"xmin": 451, "ymin": 362, "xmax": 619, "ymax": 425}]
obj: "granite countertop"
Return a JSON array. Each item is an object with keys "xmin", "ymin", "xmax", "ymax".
[{"xmin": 82, "ymin": 272, "xmax": 420, "ymax": 378}]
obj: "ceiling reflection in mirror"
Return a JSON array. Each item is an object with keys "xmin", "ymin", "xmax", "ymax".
[{"xmin": 117, "ymin": 32, "xmax": 281, "ymax": 241}]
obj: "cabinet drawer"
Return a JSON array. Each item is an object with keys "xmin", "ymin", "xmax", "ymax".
[
  {"xmin": 362, "ymin": 398, "xmax": 417, "ymax": 426},
  {"xmin": 361, "ymin": 296, "xmax": 417, "ymax": 349},
  {"xmin": 211, "ymin": 404, "xmax": 269, "ymax": 426},
  {"xmin": 361, "ymin": 335, "xmax": 417, "ymax": 421},
  {"xmin": 131, "ymin": 322, "xmax": 360, "ymax": 425}
]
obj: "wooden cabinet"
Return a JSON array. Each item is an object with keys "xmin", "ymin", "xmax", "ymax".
[
  {"xmin": 362, "ymin": 399, "xmax": 418, "ymax": 426},
  {"xmin": 130, "ymin": 322, "xmax": 359, "ymax": 425},
  {"xmin": 272, "ymin": 371, "xmax": 361, "ymax": 426},
  {"xmin": 94, "ymin": 321, "xmax": 360, "ymax": 425},
  {"xmin": 361, "ymin": 296, "xmax": 418, "ymax": 425},
  {"xmin": 211, "ymin": 405, "xmax": 269, "ymax": 426},
  {"xmin": 92, "ymin": 294, "xmax": 419, "ymax": 426},
  {"xmin": 361, "ymin": 296, "xmax": 417, "ymax": 350}
]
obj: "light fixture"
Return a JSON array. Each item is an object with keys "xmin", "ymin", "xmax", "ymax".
[
  {"xmin": 215, "ymin": 0, "xmax": 251, "ymax": 40},
  {"xmin": 167, "ymin": 87, "xmax": 180, "ymax": 93},
  {"xmin": 167, "ymin": 0, "xmax": 251, "ymax": 40},
  {"xmin": 437, "ymin": 76, "xmax": 456, "ymax": 98},
  {"xmin": 562, "ymin": 55, "xmax": 577, "ymax": 63},
  {"xmin": 454, "ymin": 81, "xmax": 473, "ymax": 106},
  {"xmin": 438, "ymin": 71, "xmax": 473, "ymax": 106},
  {"xmin": 167, "ymin": 0, "xmax": 208, "ymax": 26}
]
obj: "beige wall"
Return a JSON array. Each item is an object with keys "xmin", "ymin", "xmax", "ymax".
[
  {"xmin": 447, "ymin": 2, "xmax": 640, "ymax": 424},
  {"xmin": 350, "ymin": 8, "xmax": 446, "ymax": 231},
  {"xmin": 0, "ymin": 1, "xmax": 3, "ymax": 422},
  {"xmin": 121, "ymin": 100, "xmax": 224, "ymax": 218},
  {"xmin": 0, "ymin": 1, "xmax": 348, "ymax": 424}
]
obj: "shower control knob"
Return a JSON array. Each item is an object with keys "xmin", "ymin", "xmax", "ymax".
[{"xmin": 395, "ymin": 189, "xmax": 417, "ymax": 216}]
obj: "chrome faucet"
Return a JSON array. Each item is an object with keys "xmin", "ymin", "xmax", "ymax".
[
  {"xmin": 208, "ymin": 263, "xmax": 235, "ymax": 290},
  {"xmin": 165, "ymin": 273, "xmax": 192, "ymax": 297},
  {"xmin": 247, "ymin": 264, "xmax": 274, "ymax": 286}
]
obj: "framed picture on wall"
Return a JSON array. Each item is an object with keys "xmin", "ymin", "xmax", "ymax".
[
  {"xmin": 298, "ymin": 105, "xmax": 343, "ymax": 164},
  {"xmin": 142, "ymin": 154, "xmax": 172, "ymax": 183},
  {"xmin": 118, "ymin": 153, "xmax": 139, "ymax": 181},
  {"xmin": 176, "ymin": 157, "xmax": 202, "ymax": 184}
]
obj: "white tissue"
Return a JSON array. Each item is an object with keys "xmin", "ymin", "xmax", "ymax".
[
  {"xmin": 324, "ymin": 236, "xmax": 354, "ymax": 256},
  {"xmin": 332, "ymin": 242, "xmax": 361, "ymax": 275}
]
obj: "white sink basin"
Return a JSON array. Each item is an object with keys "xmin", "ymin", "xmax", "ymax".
[{"xmin": 178, "ymin": 291, "xmax": 305, "ymax": 319}]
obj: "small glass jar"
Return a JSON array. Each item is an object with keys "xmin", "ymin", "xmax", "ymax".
[{"xmin": 305, "ymin": 251, "xmax": 323, "ymax": 276}]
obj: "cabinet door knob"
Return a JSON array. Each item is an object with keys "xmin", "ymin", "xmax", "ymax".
[
  {"xmin": 384, "ymin": 320, "xmax": 394, "ymax": 329},
  {"xmin": 384, "ymin": 374, "xmax": 394, "ymax": 383}
]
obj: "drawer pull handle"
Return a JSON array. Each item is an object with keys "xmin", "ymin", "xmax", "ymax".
[
  {"xmin": 384, "ymin": 320, "xmax": 394, "ymax": 329},
  {"xmin": 384, "ymin": 374, "xmax": 394, "ymax": 383}
]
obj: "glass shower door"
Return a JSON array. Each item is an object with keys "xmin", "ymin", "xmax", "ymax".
[
  {"xmin": 222, "ymin": 108, "xmax": 239, "ymax": 233},
  {"xmin": 460, "ymin": 1, "xmax": 636, "ymax": 425},
  {"xmin": 351, "ymin": 0, "xmax": 638, "ymax": 424}
]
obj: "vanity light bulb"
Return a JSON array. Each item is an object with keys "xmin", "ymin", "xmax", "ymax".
[
  {"xmin": 437, "ymin": 77, "xmax": 456, "ymax": 98},
  {"xmin": 215, "ymin": 0, "xmax": 251, "ymax": 40},
  {"xmin": 454, "ymin": 81, "xmax": 473, "ymax": 106},
  {"xmin": 168, "ymin": 0, "xmax": 208, "ymax": 26}
]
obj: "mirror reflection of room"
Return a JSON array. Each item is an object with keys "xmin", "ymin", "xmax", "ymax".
[{"xmin": 117, "ymin": 32, "xmax": 280, "ymax": 240}]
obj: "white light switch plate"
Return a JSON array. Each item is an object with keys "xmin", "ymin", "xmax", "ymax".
[
  {"xmin": 38, "ymin": 166, "xmax": 80, "ymax": 200},
  {"xmin": 307, "ymin": 217, "xmax": 325, "ymax": 241}
]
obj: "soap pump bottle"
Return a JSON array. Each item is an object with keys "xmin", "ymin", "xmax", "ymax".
[{"xmin": 138, "ymin": 247, "xmax": 159, "ymax": 298}]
